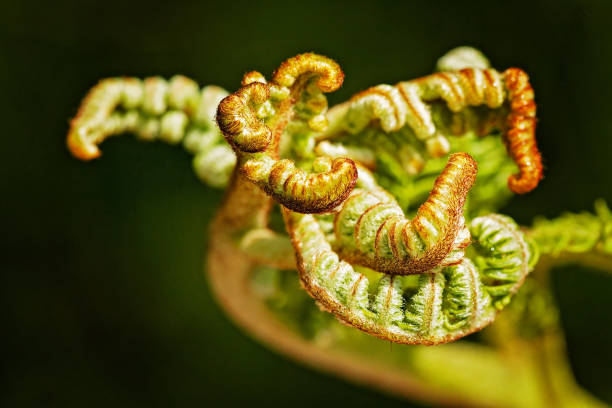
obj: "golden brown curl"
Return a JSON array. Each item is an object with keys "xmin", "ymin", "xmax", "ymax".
[
  {"xmin": 272, "ymin": 52, "xmax": 344, "ymax": 92},
  {"xmin": 336, "ymin": 152, "xmax": 477, "ymax": 274},
  {"xmin": 243, "ymin": 157, "xmax": 358, "ymax": 214},
  {"xmin": 216, "ymin": 82, "xmax": 272, "ymax": 153}
]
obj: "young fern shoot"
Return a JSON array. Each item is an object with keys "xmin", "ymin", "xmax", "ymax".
[{"xmin": 65, "ymin": 47, "xmax": 611, "ymax": 407}]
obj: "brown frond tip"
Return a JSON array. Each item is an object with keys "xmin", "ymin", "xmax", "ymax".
[
  {"xmin": 67, "ymin": 126, "xmax": 100, "ymax": 160},
  {"xmin": 277, "ymin": 158, "xmax": 358, "ymax": 213},
  {"xmin": 216, "ymin": 82, "xmax": 271, "ymax": 153},
  {"xmin": 334, "ymin": 153, "xmax": 477, "ymax": 275},
  {"xmin": 67, "ymin": 78, "xmax": 117, "ymax": 161},
  {"xmin": 272, "ymin": 53, "xmax": 344, "ymax": 93},
  {"xmin": 503, "ymin": 68, "xmax": 543, "ymax": 194},
  {"xmin": 243, "ymin": 156, "xmax": 358, "ymax": 214}
]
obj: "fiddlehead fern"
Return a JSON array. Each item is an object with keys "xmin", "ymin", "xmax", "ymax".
[
  {"xmin": 250, "ymin": 156, "xmax": 358, "ymax": 214},
  {"xmin": 66, "ymin": 48, "xmax": 608, "ymax": 408},
  {"xmin": 67, "ymin": 75, "xmax": 235, "ymax": 188},
  {"xmin": 283, "ymin": 203, "xmax": 536, "ymax": 344},
  {"xmin": 279, "ymin": 135, "xmax": 536, "ymax": 344},
  {"xmin": 333, "ymin": 152, "xmax": 476, "ymax": 275},
  {"xmin": 216, "ymin": 82, "xmax": 272, "ymax": 152},
  {"xmin": 216, "ymin": 53, "xmax": 358, "ymax": 214},
  {"xmin": 272, "ymin": 52, "xmax": 345, "ymax": 93},
  {"xmin": 318, "ymin": 51, "xmax": 543, "ymax": 195},
  {"xmin": 67, "ymin": 50, "xmax": 542, "ymax": 345},
  {"xmin": 503, "ymin": 68, "xmax": 542, "ymax": 194}
]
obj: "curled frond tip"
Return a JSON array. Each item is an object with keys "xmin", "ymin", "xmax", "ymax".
[
  {"xmin": 244, "ymin": 156, "xmax": 358, "ymax": 214},
  {"xmin": 272, "ymin": 52, "xmax": 344, "ymax": 93},
  {"xmin": 503, "ymin": 68, "xmax": 543, "ymax": 194},
  {"xmin": 335, "ymin": 152, "xmax": 477, "ymax": 275},
  {"xmin": 216, "ymin": 82, "xmax": 272, "ymax": 153}
]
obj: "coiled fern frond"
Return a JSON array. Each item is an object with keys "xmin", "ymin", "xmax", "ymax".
[
  {"xmin": 285, "ymin": 207, "xmax": 536, "ymax": 344},
  {"xmin": 64, "ymin": 47, "xmax": 611, "ymax": 407},
  {"xmin": 67, "ymin": 49, "xmax": 543, "ymax": 345},
  {"xmin": 67, "ymin": 75, "xmax": 234, "ymax": 188}
]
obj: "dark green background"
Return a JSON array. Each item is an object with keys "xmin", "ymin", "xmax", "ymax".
[{"xmin": 2, "ymin": 0, "xmax": 612, "ymax": 406}]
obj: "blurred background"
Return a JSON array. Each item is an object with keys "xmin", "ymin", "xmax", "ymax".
[{"xmin": 2, "ymin": 0, "xmax": 612, "ymax": 406}]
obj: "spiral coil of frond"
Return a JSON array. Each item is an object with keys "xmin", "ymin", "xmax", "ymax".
[
  {"xmin": 67, "ymin": 48, "xmax": 545, "ymax": 346},
  {"xmin": 67, "ymin": 76, "xmax": 234, "ymax": 188},
  {"xmin": 284, "ymin": 206, "xmax": 535, "ymax": 344},
  {"xmin": 333, "ymin": 153, "xmax": 476, "ymax": 275},
  {"xmin": 216, "ymin": 53, "xmax": 358, "ymax": 213},
  {"xmin": 318, "ymin": 56, "xmax": 543, "ymax": 195}
]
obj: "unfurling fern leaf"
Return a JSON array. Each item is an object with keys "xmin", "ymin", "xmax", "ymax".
[
  {"xmin": 64, "ymin": 47, "xmax": 610, "ymax": 407},
  {"xmin": 67, "ymin": 75, "xmax": 234, "ymax": 188}
]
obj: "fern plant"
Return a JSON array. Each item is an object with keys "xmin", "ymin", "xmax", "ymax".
[{"xmin": 66, "ymin": 47, "xmax": 611, "ymax": 407}]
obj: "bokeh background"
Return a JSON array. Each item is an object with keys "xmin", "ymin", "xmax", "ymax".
[{"xmin": 3, "ymin": 0, "xmax": 612, "ymax": 406}]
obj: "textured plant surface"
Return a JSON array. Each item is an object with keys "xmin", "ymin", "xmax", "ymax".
[{"xmin": 67, "ymin": 47, "xmax": 610, "ymax": 407}]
